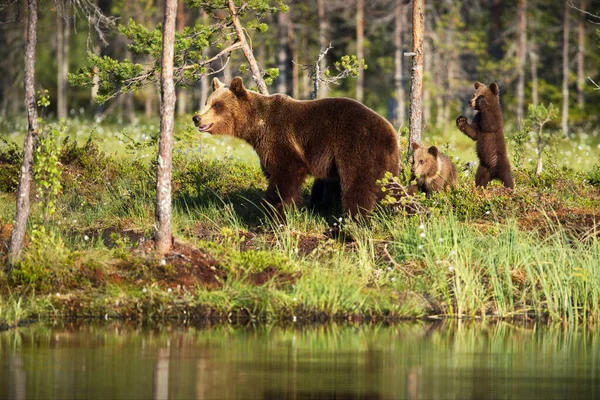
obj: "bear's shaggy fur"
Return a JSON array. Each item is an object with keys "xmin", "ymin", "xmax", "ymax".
[
  {"xmin": 193, "ymin": 77, "xmax": 400, "ymax": 217},
  {"xmin": 408, "ymin": 142, "xmax": 457, "ymax": 196},
  {"xmin": 456, "ymin": 81, "xmax": 514, "ymax": 188}
]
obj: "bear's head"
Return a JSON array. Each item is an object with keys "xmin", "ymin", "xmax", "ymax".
[
  {"xmin": 411, "ymin": 142, "xmax": 440, "ymax": 179},
  {"xmin": 192, "ymin": 77, "xmax": 250, "ymax": 137},
  {"xmin": 469, "ymin": 81, "xmax": 499, "ymax": 111}
]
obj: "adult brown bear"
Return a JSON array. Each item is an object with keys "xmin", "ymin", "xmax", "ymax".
[
  {"xmin": 193, "ymin": 77, "xmax": 400, "ymax": 217},
  {"xmin": 456, "ymin": 81, "xmax": 514, "ymax": 188}
]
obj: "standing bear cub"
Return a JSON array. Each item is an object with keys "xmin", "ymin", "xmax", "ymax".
[
  {"xmin": 193, "ymin": 77, "xmax": 400, "ymax": 217},
  {"xmin": 456, "ymin": 81, "xmax": 514, "ymax": 188},
  {"xmin": 408, "ymin": 142, "xmax": 457, "ymax": 196}
]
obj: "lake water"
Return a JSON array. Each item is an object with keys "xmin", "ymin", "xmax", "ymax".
[{"xmin": 0, "ymin": 321, "xmax": 598, "ymax": 400}]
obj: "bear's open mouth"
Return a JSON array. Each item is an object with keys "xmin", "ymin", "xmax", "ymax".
[{"xmin": 198, "ymin": 123, "xmax": 213, "ymax": 132}]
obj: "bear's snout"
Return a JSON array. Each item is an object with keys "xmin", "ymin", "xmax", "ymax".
[{"xmin": 192, "ymin": 115, "xmax": 200, "ymax": 125}]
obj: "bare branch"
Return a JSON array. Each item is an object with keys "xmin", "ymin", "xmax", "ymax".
[
  {"xmin": 588, "ymin": 76, "xmax": 600, "ymax": 91},
  {"xmin": 568, "ymin": 0, "xmax": 600, "ymax": 24}
]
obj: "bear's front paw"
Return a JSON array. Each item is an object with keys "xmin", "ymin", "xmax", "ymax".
[{"xmin": 456, "ymin": 116, "xmax": 468, "ymax": 131}]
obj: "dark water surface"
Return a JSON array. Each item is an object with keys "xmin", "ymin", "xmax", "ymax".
[{"xmin": 1, "ymin": 321, "xmax": 598, "ymax": 400}]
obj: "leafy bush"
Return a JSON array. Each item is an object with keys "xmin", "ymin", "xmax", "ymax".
[
  {"xmin": 0, "ymin": 137, "xmax": 22, "ymax": 192},
  {"xmin": 587, "ymin": 164, "xmax": 600, "ymax": 188}
]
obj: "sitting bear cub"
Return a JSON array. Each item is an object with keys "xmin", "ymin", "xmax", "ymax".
[
  {"xmin": 456, "ymin": 81, "xmax": 514, "ymax": 188},
  {"xmin": 408, "ymin": 142, "xmax": 457, "ymax": 196},
  {"xmin": 193, "ymin": 77, "xmax": 400, "ymax": 217}
]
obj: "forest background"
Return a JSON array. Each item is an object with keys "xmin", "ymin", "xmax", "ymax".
[{"xmin": 1, "ymin": 0, "xmax": 599, "ymax": 137}]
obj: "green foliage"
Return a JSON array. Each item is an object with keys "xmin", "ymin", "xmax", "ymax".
[
  {"xmin": 586, "ymin": 163, "xmax": 600, "ymax": 188},
  {"xmin": 331, "ymin": 55, "xmax": 367, "ymax": 78},
  {"xmin": 70, "ymin": 0, "xmax": 287, "ymax": 103},
  {"xmin": 34, "ymin": 122, "xmax": 64, "ymax": 222},
  {"xmin": 0, "ymin": 136, "xmax": 22, "ymax": 192},
  {"xmin": 11, "ymin": 226, "xmax": 73, "ymax": 291},
  {"xmin": 36, "ymin": 89, "xmax": 51, "ymax": 108}
]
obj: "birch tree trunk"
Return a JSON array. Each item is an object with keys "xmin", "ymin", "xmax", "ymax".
[
  {"xmin": 515, "ymin": 0, "xmax": 527, "ymax": 129},
  {"xmin": 408, "ymin": 0, "xmax": 424, "ymax": 149},
  {"xmin": 176, "ymin": 2, "xmax": 188, "ymax": 117},
  {"xmin": 227, "ymin": 0, "xmax": 269, "ymax": 95},
  {"xmin": 355, "ymin": 0, "xmax": 364, "ymax": 103},
  {"xmin": 8, "ymin": 0, "xmax": 39, "ymax": 266},
  {"xmin": 317, "ymin": 0, "xmax": 329, "ymax": 99},
  {"xmin": 394, "ymin": 0, "xmax": 405, "ymax": 127},
  {"xmin": 155, "ymin": 0, "xmax": 178, "ymax": 255},
  {"xmin": 576, "ymin": 0, "xmax": 586, "ymax": 110},
  {"xmin": 561, "ymin": 0, "xmax": 570, "ymax": 136}
]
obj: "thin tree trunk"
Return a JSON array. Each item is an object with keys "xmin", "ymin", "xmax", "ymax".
[
  {"xmin": 8, "ymin": 0, "xmax": 39, "ymax": 266},
  {"xmin": 56, "ymin": 10, "xmax": 69, "ymax": 120},
  {"xmin": 317, "ymin": 0, "xmax": 328, "ymax": 99},
  {"xmin": 277, "ymin": 10, "xmax": 288, "ymax": 94},
  {"xmin": 515, "ymin": 0, "xmax": 526, "ymax": 129},
  {"xmin": 227, "ymin": 0, "xmax": 268, "ymax": 95},
  {"xmin": 355, "ymin": 0, "xmax": 364, "ymax": 103},
  {"xmin": 488, "ymin": 0, "xmax": 503, "ymax": 60},
  {"xmin": 561, "ymin": 0, "xmax": 570, "ymax": 136},
  {"xmin": 394, "ymin": 0, "xmax": 405, "ymax": 127},
  {"xmin": 176, "ymin": 1, "xmax": 188, "ymax": 117},
  {"xmin": 529, "ymin": 49, "xmax": 539, "ymax": 107},
  {"xmin": 408, "ymin": 0, "xmax": 424, "ymax": 149},
  {"xmin": 155, "ymin": 0, "xmax": 178, "ymax": 255},
  {"xmin": 288, "ymin": 16, "xmax": 299, "ymax": 99},
  {"xmin": 576, "ymin": 0, "xmax": 586, "ymax": 110}
]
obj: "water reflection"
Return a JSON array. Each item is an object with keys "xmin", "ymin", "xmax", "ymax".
[{"xmin": 0, "ymin": 321, "xmax": 599, "ymax": 399}]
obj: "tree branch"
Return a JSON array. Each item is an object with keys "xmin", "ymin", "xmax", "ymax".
[
  {"xmin": 227, "ymin": 0, "xmax": 269, "ymax": 95},
  {"xmin": 588, "ymin": 76, "xmax": 600, "ymax": 91}
]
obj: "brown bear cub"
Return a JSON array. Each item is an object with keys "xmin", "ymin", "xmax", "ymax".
[
  {"xmin": 408, "ymin": 142, "xmax": 457, "ymax": 196},
  {"xmin": 193, "ymin": 77, "xmax": 400, "ymax": 217},
  {"xmin": 456, "ymin": 81, "xmax": 514, "ymax": 188}
]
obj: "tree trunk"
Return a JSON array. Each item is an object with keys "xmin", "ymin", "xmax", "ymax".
[
  {"xmin": 56, "ymin": 10, "xmax": 69, "ymax": 120},
  {"xmin": 355, "ymin": 0, "xmax": 364, "ymax": 103},
  {"xmin": 408, "ymin": 0, "xmax": 424, "ymax": 149},
  {"xmin": 529, "ymin": 49, "xmax": 539, "ymax": 107},
  {"xmin": 176, "ymin": 1, "xmax": 188, "ymax": 117},
  {"xmin": 488, "ymin": 0, "xmax": 503, "ymax": 60},
  {"xmin": 155, "ymin": 0, "xmax": 178, "ymax": 255},
  {"xmin": 227, "ymin": 0, "xmax": 269, "ymax": 95},
  {"xmin": 576, "ymin": 0, "xmax": 586, "ymax": 110},
  {"xmin": 515, "ymin": 0, "xmax": 526, "ymax": 129},
  {"xmin": 561, "ymin": 0, "xmax": 570, "ymax": 136},
  {"xmin": 8, "ymin": 0, "xmax": 39, "ymax": 266},
  {"xmin": 277, "ymin": 10, "xmax": 288, "ymax": 95},
  {"xmin": 317, "ymin": 0, "xmax": 329, "ymax": 99},
  {"xmin": 394, "ymin": 0, "xmax": 405, "ymax": 127},
  {"xmin": 288, "ymin": 16, "xmax": 299, "ymax": 99}
]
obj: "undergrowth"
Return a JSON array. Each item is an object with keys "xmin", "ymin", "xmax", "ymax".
[{"xmin": 0, "ymin": 132, "xmax": 598, "ymax": 325}]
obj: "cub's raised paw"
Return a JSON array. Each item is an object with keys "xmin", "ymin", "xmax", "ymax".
[{"xmin": 456, "ymin": 116, "xmax": 468, "ymax": 130}]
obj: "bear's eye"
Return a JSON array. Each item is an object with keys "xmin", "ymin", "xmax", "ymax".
[
  {"xmin": 212, "ymin": 102, "xmax": 222, "ymax": 111},
  {"xmin": 419, "ymin": 160, "xmax": 424, "ymax": 165}
]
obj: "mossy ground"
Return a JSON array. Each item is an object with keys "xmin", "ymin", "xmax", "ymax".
[{"xmin": 1, "ymin": 118, "xmax": 599, "ymax": 329}]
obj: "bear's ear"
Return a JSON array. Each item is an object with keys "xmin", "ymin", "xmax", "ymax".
[
  {"xmin": 474, "ymin": 81, "xmax": 484, "ymax": 90},
  {"xmin": 411, "ymin": 141, "xmax": 421, "ymax": 151},
  {"xmin": 427, "ymin": 146, "xmax": 438, "ymax": 158},
  {"xmin": 489, "ymin": 83, "xmax": 499, "ymax": 95},
  {"xmin": 212, "ymin": 78, "xmax": 225, "ymax": 91},
  {"xmin": 229, "ymin": 77, "xmax": 247, "ymax": 98}
]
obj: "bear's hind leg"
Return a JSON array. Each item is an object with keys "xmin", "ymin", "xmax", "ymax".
[
  {"xmin": 475, "ymin": 164, "xmax": 492, "ymax": 187},
  {"xmin": 497, "ymin": 164, "xmax": 514, "ymax": 189}
]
